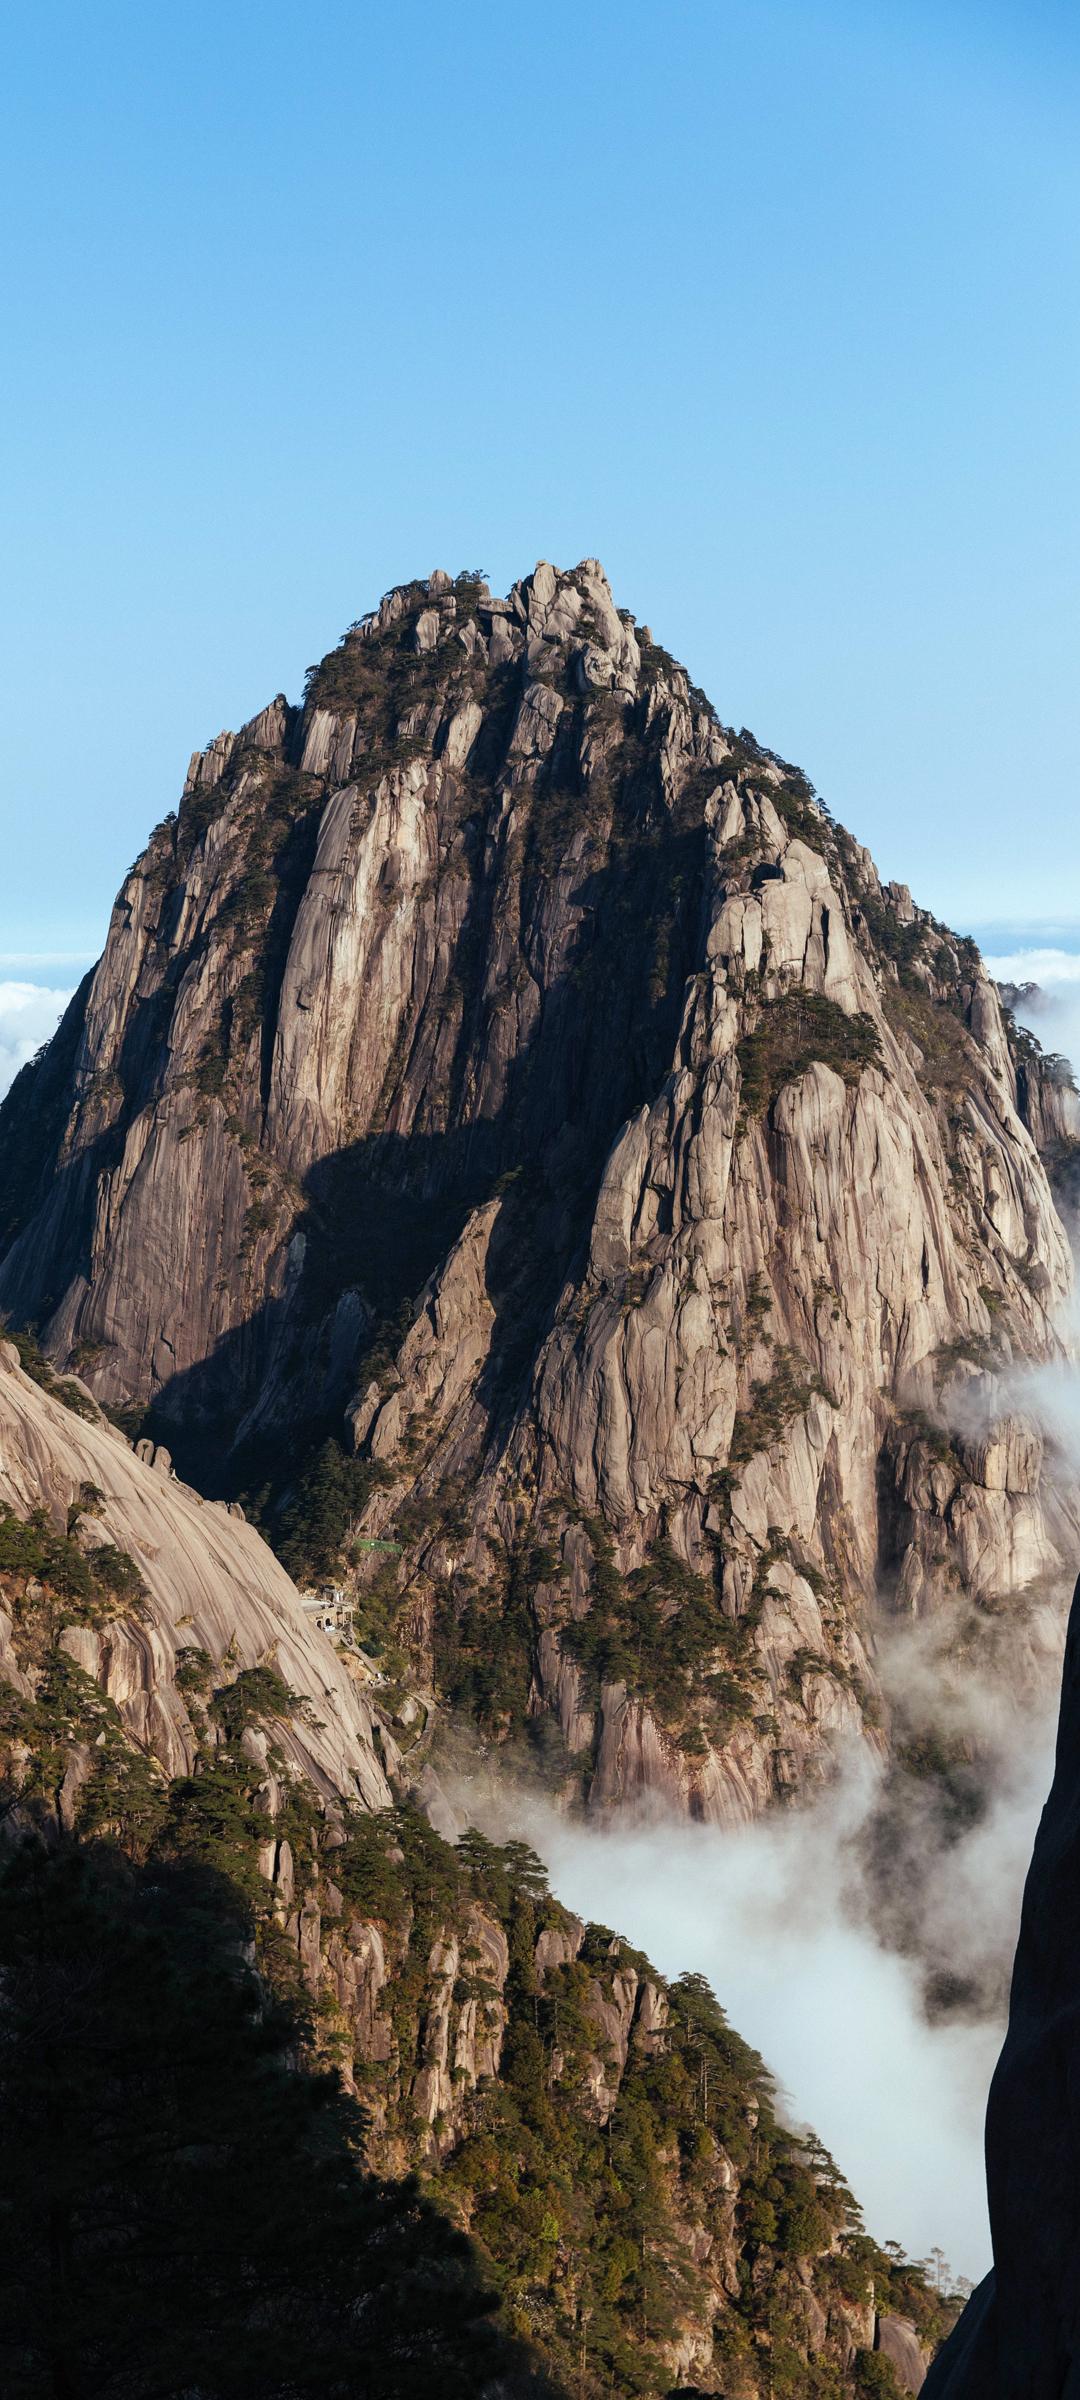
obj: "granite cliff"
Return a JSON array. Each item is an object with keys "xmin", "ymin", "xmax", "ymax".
[
  {"xmin": 1, "ymin": 560, "xmax": 1076, "ymax": 1828},
  {"xmin": 0, "ymin": 1330, "xmax": 392, "ymax": 1808}
]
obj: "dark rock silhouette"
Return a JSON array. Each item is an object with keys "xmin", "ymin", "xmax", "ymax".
[{"xmin": 925, "ymin": 1568, "xmax": 1080, "ymax": 2395}]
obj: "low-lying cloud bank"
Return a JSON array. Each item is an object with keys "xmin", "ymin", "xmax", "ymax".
[
  {"xmin": 457, "ymin": 1662, "xmax": 1056, "ymax": 2284},
  {"xmin": 448, "ymin": 1323, "xmax": 1080, "ymax": 2284},
  {"xmin": 0, "ymin": 980, "xmax": 72, "ymax": 1099},
  {"xmin": 475, "ymin": 1316, "xmax": 1080, "ymax": 2281},
  {"xmin": 487, "ymin": 1336, "xmax": 1080, "ymax": 2283},
  {"xmin": 521, "ymin": 1782, "xmax": 1007, "ymax": 2281}
]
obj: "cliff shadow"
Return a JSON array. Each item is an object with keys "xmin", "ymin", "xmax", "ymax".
[
  {"xmin": 0, "ymin": 1828, "xmax": 557, "ymax": 2399},
  {"xmin": 79, "ymin": 818, "xmax": 712, "ymax": 1500}
]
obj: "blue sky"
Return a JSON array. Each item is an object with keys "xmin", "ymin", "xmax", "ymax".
[{"xmin": 2, "ymin": 0, "xmax": 1078, "ymax": 974}]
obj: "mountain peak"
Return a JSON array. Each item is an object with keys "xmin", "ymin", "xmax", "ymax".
[{"xmin": 0, "ymin": 560, "xmax": 1072, "ymax": 1840}]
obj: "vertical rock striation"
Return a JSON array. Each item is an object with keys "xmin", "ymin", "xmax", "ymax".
[
  {"xmin": 1, "ymin": 560, "xmax": 1074, "ymax": 1817},
  {"xmin": 0, "ymin": 1337, "xmax": 392, "ymax": 1804}
]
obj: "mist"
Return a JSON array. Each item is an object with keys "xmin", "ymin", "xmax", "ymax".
[
  {"xmin": 449, "ymin": 1301, "xmax": 1080, "ymax": 2283},
  {"xmin": 985, "ymin": 943, "xmax": 1080, "ymax": 1100},
  {"xmin": 456, "ymin": 1667, "xmax": 1057, "ymax": 2283},
  {"xmin": 521, "ymin": 1781, "xmax": 1006, "ymax": 2279},
  {"xmin": 448, "ymin": 1231, "xmax": 1080, "ymax": 2283},
  {"xmin": 464, "ymin": 1292, "xmax": 1080, "ymax": 2281}
]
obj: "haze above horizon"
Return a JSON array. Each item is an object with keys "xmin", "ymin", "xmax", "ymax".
[{"xmin": 2, "ymin": 0, "xmax": 1078, "ymax": 958}]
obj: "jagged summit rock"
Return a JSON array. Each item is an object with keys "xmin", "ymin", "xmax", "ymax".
[{"xmin": 1, "ymin": 558, "xmax": 1076, "ymax": 1824}]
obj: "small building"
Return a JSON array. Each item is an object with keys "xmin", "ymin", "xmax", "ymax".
[{"xmin": 298, "ymin": 1584, "xmax": 354, "ymax": 1639}]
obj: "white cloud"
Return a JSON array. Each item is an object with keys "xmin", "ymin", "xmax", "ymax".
[
  {"xmin": 447, "ymin": 1452, "xmax": 1080, "ymax": 2287},
  {"xmin": 0, "ymin": 981, "xmax": 72, "ymax": 1099},
  {"xmin": 984, "ymin": 945, "xmax": 1080, "ymax": 1082},
  {"xmin": 454, "ymin": 1748, "xmax": 1027, "ymax": 2283},
  {"xmin": 518, "ymin": 1772, "xmax": 1010, "ymax": 2281},
  {"xmin": 984, "ymin": 947, "xmax": 1080, "ymax": 987}
]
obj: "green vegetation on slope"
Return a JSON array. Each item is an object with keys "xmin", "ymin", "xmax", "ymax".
[
  {"xmin": 0, "ymin": 1491, "xmax": 957, "ymax": 2398},
  {"xmin": 737, "ymin": 992, "xmax": 882, "ymax": 1122}
]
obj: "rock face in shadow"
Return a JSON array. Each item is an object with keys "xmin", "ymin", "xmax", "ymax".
[
  {"xmin": 924, "ymin": 1566, "xmax": 1080, "ymax": 2397},
  {"xmin": 1, "ymin": 560, "xmax": 1076, "ymax": 1819}
]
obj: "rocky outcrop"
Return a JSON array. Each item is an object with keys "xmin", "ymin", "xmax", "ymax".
[
  {"xmin": 0, "ymin": 1337, "xmax": 392, "ymax": 1805},
  {"xmin": 878, "ymin": 2314, "xmax": 930, "ymax": 2392},
  {"xmin": 1, "ymin": 560, "xmax": 1074, "ymax": 1821},
  {"xmin": 999, "ymin": 982, "xmax": 1080, "ymax": 1153},
  {"xmin": 924, "ymin": 1567, "xmax": 1080, "ymax": 2397},
  {"xmin": 1015, "ymin": 1049, "xmax": 1080, "ymax": 1153},
  {"xmin": 256, "ymin": 1808, "xmax": 956, "ymax": 2398}
]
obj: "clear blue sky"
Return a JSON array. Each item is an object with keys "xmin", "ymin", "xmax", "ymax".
[{"xmin": 2, "ymin": 0, "xmax": 1078, "ymax": 968}]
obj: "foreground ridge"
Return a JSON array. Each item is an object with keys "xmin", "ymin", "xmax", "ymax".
[{"xmin": 0, "ymin": 1334, "xmax": 955, "ymax": 2393}]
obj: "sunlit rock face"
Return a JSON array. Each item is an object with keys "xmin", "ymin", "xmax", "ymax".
[
  {"xmin": 1, "ymin": 560, "xmax": 1076, "ymax": 1821},
  {"xmin": 924, "ymin": 1567, "xmax": 1080, "ymax": 2396},
  {"xmin": 0, "ymin": 1337, "xmax": 392, "ymax": 1805}
]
